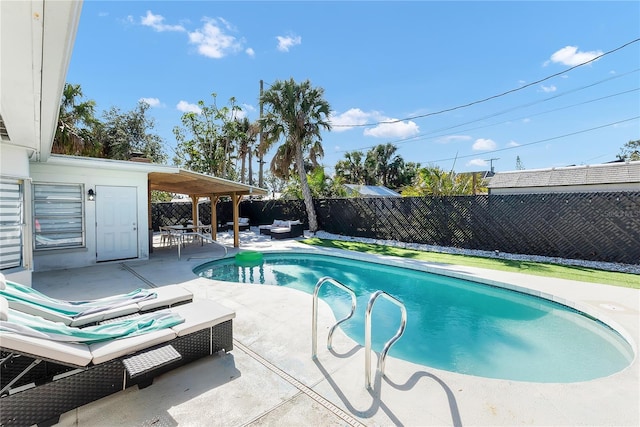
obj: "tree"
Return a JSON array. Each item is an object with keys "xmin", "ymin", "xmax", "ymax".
[
  {"xmin": 335, "ymin": 150, "xmax": 369, "ymax": 184},
  {"xmin": 236, "ymin": 117, "xmax": 259, "ymax": 184},
  {"xmin": 259, "ymin": 78, "xmax": 331, "ymax": 232},
  {"xmin": 617, "ymin": 139, "xmax": 640, "ymax": 161},
  {"xmin": 52, "ymin": 83, "xmax": 100, "ymax": 156},
  {"xmin": 100, "ymin": 101, "xmax": 166, "ymax": 163},
  {"xmin": 402, "ymin": 165, "xmax": 487, "ymax": 196},
  {"xmin": 173, "ymin": 94, "xmax": 242, "ymax": 178}
]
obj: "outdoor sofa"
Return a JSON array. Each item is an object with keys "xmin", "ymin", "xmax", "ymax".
[
  {"xmin": 259, "ymin": 220, "xmax": 304, "ymax": 239},
  {"xmin": 226, "ymin": 217, "xmax": 250, "ymax": 231},
  {"xmin": 0, "ymin": 296, "xmax": 235, "ymax": 426}
]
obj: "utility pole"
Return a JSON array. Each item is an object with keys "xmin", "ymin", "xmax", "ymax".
[
  {"xmin": 488, "ymin": 157, "xmax": 499, "ymax": 174},
  {"xmin": 516, "ymin": 156, "xmax": 525, "ymax": 170},
  {"xmin": 258, "ymin": 79, "xmax": 265, "ymax": 189}
]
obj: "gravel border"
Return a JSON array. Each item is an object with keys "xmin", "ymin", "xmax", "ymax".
[{"xmin": 312, "ymin": 231, "xmax": 640, "ymax": 275}]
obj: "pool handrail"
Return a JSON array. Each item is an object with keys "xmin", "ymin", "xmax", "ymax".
[
  {"xmin": 312, "ymin": 276, "xmax": 357, "ymax": 359},
  {"xmin": 365, "ymin": 290, "xmax": 407, "ymax": 390}
]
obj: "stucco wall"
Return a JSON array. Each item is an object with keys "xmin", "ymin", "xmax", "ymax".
[{"xmin": 30, "ymin": 161, "xmax": 150, "ymax": 271}]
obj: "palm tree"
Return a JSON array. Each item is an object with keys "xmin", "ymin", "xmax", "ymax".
[
  {"xmin": 335, "ymin": 150, "xmax": 368, "ymax": 184},
  {"xmin": 365, "ymin": 143, "xmax": 403, "ymax": 187},
  {"xmin": 53, "ymin": 83, "xmax": 98, "ymax": 155},
  {"xmin": 259, "ymin": 78, "xmax": 331, "ymax": 232},
  {"xmin": 236, "ymin": 117, "xmax": 259, "ymax": 183}
]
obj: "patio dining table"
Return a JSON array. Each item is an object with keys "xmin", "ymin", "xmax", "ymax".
[{"xmin": 166, "ymin": 224, "xmax": 211, "ymax": 245}]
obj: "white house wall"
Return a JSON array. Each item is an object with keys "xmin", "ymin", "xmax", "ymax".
[
  {"xmin": 30, "ymin": 162, "xmax": 150, "ymax": 271},
  {"xmin": 0, "ymin": 144, "xmax": 30, "ymax": 179}
]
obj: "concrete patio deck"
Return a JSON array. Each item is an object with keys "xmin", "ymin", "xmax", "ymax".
[{"xmin": 30, "ymin": 229, "xmax": 639, "ymax": 426}]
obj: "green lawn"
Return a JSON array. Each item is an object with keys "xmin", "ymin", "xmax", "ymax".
[{"xmin": 301, "ymin": 238, "xmax": 640, "ymax": 289}]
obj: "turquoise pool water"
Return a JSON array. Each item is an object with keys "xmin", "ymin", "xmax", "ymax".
[{"xmin": 195, "ymin": 252, "xmax": 634, "ymax": 382}]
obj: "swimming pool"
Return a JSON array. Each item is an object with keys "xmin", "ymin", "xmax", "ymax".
[{"xmin": 195, "ymin": 252, "xmax": 634, "ymax": 382}]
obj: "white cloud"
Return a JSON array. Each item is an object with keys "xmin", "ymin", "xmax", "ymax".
[
  {"xmin": 364, "ymin": 120, "xmax": 419, "ymax": 139},
  {"xmin": 522, "ymin": 118, "xmax": 531, "ymax": 124},
  {"xmin": 329, "ymin": 108, "xmax": 371, "ymax": 131},
  {"xmin": 188, "ymin": 18, "xmax": 243, "ymax": 58},
  {"xmin": 507, "ymin": 140, "xmax": 520, "ymax": 147},
  {"xmin": 330, "ymin": 108, "xmax": 419, "ymax": 138},
  {"xmin": 242, "ymin": 103, "xmax": 256, "ymax": 113},
  {"xmin": 139, "ymin": 97, "xmax": 161, "ymax": 107},
  {"xmin": 540, "ymin": 84, "xmax": 557, "ymax": 93},
  {"xmin": 472, "ymin": 138, "xmax": 497, "ymax": 151},
  {"xmin": 466, "ymin": 159, "xmax": 488, "ymax": 167},
  {"xmin": 276, "ymin": 34, "xmax": 302, "ymax": 52},
  {"xmin": 246, "ymin": 47, "xmax": 255, "ymax": 57},
  {"xmin": 176, "ymin": 101, "xmax": 202, "ymax": 114},
  {"xmin": 141, "ymin": 10, "xmax": 185, "ymax": 32},
  {"xmin": 436, "ymin": 135, "xmax": 472, "ymax": 144},
  {"xmin": 546, "ymin": 45, "xmax": 603, "ymax": 67}
]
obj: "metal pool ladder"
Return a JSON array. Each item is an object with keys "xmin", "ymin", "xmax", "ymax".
[
  {"xmin": 365, "ymin": 290, "xmax": 407, "ymax": 390},
  {"xmin": 311, "ymin": 277, "xmax": 408, "ymax": 391},
  {"xmin": 312, "ymin": 276, "xmax": 357, "ymax": 359}
]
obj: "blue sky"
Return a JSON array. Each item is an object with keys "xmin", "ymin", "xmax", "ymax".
[{"xmin": 67, "ymin": 1, "xmax": 640, "ymax": 176}]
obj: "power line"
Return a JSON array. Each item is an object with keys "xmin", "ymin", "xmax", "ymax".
[
  {"xmin": 421, "ymin": 116, "xmax": 640, "ymax": 164},
  {"xmin": 332, "ymin": 38, "xmax": 640, "ymax": 128},
  {"xmin": 342, "ymin": 84, "xmax": 639, "ymax": 154}
]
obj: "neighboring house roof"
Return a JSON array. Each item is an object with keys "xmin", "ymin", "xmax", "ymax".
[
  {"xmin": 487, "ymin": 161, "xmax": 640, "ymax": 190},
  {"xmin": 344, "ymin": 184, "xmax": 402, "ymax": 197}
]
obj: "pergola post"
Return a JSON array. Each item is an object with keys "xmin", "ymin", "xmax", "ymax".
[
  {"xmin": 232, "ymin": 192, "xmax": 241, "ymax": 248},
  {"xmin": 210, "ymin": 195, "xmax": 219, "ymax": 241},
  {"xmin": 190, "ymin": 195, "xmax": 199, "ymax": 225}
]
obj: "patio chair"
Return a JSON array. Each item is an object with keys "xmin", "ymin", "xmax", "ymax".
[
  {"xmin": 0, "ymin": 296, "xmax": 235, "ymax": 427},
  {"xmin": 0, "ymin": 275, "xmax": 193, "ymax": 327},
  {"xmin": 159, "ymin": 226, "xmax": 180, "ymax": 247}
]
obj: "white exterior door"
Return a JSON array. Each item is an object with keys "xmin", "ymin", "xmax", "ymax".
[{"xmin": 96, "ymin": 185, "xmax": 138, "ymax": 261}]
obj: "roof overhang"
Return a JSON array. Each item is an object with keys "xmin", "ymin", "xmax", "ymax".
[{"xmin": 0, "ymin": 0, "xmax": 82, "ymax": 160}]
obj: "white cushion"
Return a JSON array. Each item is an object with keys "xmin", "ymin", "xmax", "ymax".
[
  {"xmin": 271, "ymin": 227, "xmax": 290, "ymax": 234},
  {"xmin": 0, "ymin": 296, "xmax": 8, "ymax": 321},
  {"xmin": 0, "ymin": 330, "xmax": 93, "ymax": 367},
  {"xmin": 239, "ymin": 217, "xmax": 249, "ymax": 224},
  {"xmin": 137, "ymin": 285, "xmax": 193, "ymax": 312},
  {"xmin": 169, "ymin": 300, "xmax": 235, "ymax": 337},
  {"xmin": 89, "ymin": 329, "xmax": 176, "ymax": 365},
  {"xmin": 0, "ymin": 273, "xmax": 5, "ymax": 290}
]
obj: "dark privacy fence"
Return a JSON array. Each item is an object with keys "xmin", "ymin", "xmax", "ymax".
[{"xmin": 152, "ymin": 192, "xmax": 640, "ymax": 264}]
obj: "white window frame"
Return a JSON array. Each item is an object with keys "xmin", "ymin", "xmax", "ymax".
[{"xmin": 33, "ymin": 183, "xmax": 86, "ymax": 251}]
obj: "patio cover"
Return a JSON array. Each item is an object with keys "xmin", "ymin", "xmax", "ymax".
[
  {"xmin": 149, "ymin": 169, "xmax": 268, "ymax": 247},
  {"xmin": 148, "ymin": 169, "xmax": 266, "ymax": 197}
]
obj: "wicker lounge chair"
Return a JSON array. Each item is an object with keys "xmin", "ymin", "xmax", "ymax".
[
  {"xmin": 0, "ymin": 296, "xmax": 235, "ymax": 427},
  {"xmin": 0, "ymin": 275, "xmax": 193, "ymax": 327}
]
